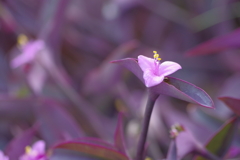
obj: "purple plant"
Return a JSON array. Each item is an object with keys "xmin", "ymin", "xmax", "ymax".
[
  {"xmin": 112, "ymin": 52, "xmax": 214, "ymax": 160},
  {"xmin": 0, "ymin": 0, "xmax": 240, "ymax": 159}
]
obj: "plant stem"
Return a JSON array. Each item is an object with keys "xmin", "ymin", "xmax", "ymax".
[
  {"xmin": 166, "ymin": 139, "xmax": 177, "ymax": 160},
  {"xmin": 135, "ymin": 91, "xmax": 159, "ymax": 160}
]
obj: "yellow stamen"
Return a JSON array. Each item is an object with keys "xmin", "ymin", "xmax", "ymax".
[
  {"xmin": 18, "ymin": 34, "xmax": 28, "ymax": 46},
  {"xmin": 169, "ymin": 123, "xmax": 185, "ymax": 138},
  {"xmin": 145, "ymin": 157, "xmax": 152, "ymax": 160},
  {"xmin": 153, "ymin": 51, "xmax": 161, "ymax": 61},
  {"xmin": 154, "ymin": 53, "xmax": 159, "ymax": 58},
  {"xmin": 25, "ymin": 146, "xmax": 31, "ymax": 154}
]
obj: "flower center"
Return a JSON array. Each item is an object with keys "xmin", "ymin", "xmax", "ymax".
[
  {"xmin": 170, "ymin": 123, "xmax": 185, "ymax": 138},
  {"xmin": 153, "ymin": 51, "xmax": 161, "ymax": 62},
  {"xmin": 18, "ymin": 34, "xmax": 28, "ymax": 47},
  {"xmin": 25, "ymin": 146, "xmax": 31, "ymax": 154},
  {"xmin": 25, "ymin": 146, "xmax": 37, "ymax": 156},
  {"xmin": 153, "ymin": 51, "xmax": 161, "ymax": 75}
]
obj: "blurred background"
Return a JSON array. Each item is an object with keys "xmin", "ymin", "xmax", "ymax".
[{"xmin": 0, "ymin": 0, "xmax": 240, "ymax": 159}]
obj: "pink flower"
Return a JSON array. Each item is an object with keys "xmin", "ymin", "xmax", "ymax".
[
  {"xmin": 138, "ymin": 52, "xmax": 181, "ymax": 87},
  {"xmin": 0, "ymin": 150, "xmax": 9, "ymax": 160},
  {"xmin": 11, "ymin": 40, "xmax": 45, "ymax": 69},
  {"xmin": 11, "ymin": 38, "xmax": 49, "ymax": 94},
  {"xmin": 19, "ymin": 140, "xmax": 47, "ymax": 160},
  {"xmin": 111, "ymin": 51, "xmax": 214, "ymax": 109}
]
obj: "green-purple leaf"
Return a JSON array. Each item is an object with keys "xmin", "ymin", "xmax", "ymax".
[
  {"xmin": 53, "ymin": 140, "xmax": 129, "ymax": 160},
  {"xmin": 195, "ymin": 116, "xmax": 238, "ymax": 160},
  {"xmin": 219, "ymin": 97, "xmax": 240, "ymax": 116},
  {"xmin": 112, "ymin": 58, "xmax": 214, "ymax": 108}
]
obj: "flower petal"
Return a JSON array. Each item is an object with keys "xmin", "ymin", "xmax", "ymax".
[
  {"xmin": 0, "ymin": 151, "xmax": 8, "ymax": 160},
  {"xmin": 138, "ymin": 55, "xmax": 155, "ymax": 72},
  {"xmin": 32, "ymin": 140, "xmax": 45, "ymax": 154},
  {"xmin": 0, "ymin": 151, "xmax": 4, "ymax": 158},
  {"xmin": 143, "ymin": 69, "xmax": 164, "ymax": 87},
  {"xmin": 11, "ymin": 40, "xmax": 45, "ymax": 68},
  {"xmin": 158, "ymin": 61, "xmax": 182, "ymax": 76},
  {"xmin": 27, "ymin": 63, "xmax": 46, "ymax": 94}
]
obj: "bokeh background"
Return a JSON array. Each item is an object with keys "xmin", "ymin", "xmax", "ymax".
[{"xmin": 0, "ymin": 0, "xmax": 240, "ymax": 159}]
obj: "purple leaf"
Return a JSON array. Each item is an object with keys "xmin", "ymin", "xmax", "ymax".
[
  {"xmin": 53, "ymin": 140, "xmax": 129, "ymax": 160},
  {"xmin": 173, "ymin": 126, "xmax": 218, "ymax": 160},
  {"xmin": 166, "ymin": 139, "xmax": 177, "ymax": 160},
  {"xmin": 175, "ymin": 128, "xmax": 204, "ymax": 159},
  {"xmin": 0, "ymin": 96, "xmax": 34, "ymax": 121},
  {"xmin": 160, "ymin": 101, "xmax": 212, "ymax": 144},
  {"xmin": 35, "ymin": 99, "xmax": 83, "ymax": 145},
  {"xmin": 114, "ymin": 114, "xmax": 127, "ymax": 154},
  {"xmin": 151, "ymin": 77, "xmax": 214, "ymax": 108},
  {"xmin": 219, "ymin": 97, "xmax": 240, "ymax": 116},
  {"xmin": 111, "ymin": 58, "xmax": 143, "ymax": 82},
  {"xmin": 112, "ymin": 58, "xmax": 214, "ymax": 108},
  {"xmin": 195, "ymin": 116, "xmax": 238, "ymax": 160},
  {"xmin": 186, "ymin": 28, "xmax": 240, "ymax": 56},
  {"xmin": 5, "ymin": 126, "xmax": 37, "ymax": 160}
]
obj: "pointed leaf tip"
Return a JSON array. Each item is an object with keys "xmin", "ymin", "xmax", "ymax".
[
  {"xmin": 151, "ymin": 77, "xmax": 214, "ymax": 109},
  {"xmin": 219, "ymin": 97, "xmax": 240, "ymax": 116},
  {"xmin": 114, "ymin": 114, "xmax": 127, "ymax": 154},
  {"xmin": 166, "ymin": 139, "xmax": 177, "ymax": 160},
  {"xmin": 186, "ymin": 28, "xmax": 240, "ymax": 56}
]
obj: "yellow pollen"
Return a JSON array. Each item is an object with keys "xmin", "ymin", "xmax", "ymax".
[
  {"xmin": 25, "ymin": 146, "xmax": 31, "ymax": 154},
  {"xmin": 18, "ymin": 34, "xmax": 28, "ymax": 46},
  {"xmin": 154, "ymin": 53, "xmax": 159, "ymax": 58},
  {"xmin": 153, "ymin": 51, "xmax": 161, "ymax": 60},
  {"xmin": 145, "ymin": 157, "xmax": 152, "ymax": 160}
]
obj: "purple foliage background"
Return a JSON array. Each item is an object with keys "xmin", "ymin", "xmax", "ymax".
[{"xmin": 0, "ymin": 0, "xmax": 240, "ymax": 159}]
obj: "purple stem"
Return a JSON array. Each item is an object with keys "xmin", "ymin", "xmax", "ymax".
[
  {"xmin": 166, "ymin": 139, "xmax": 177, "ymax": 160},
  {"xmin": 135, "ymin": 91, "xmax": 159, "ymax": 160}
]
